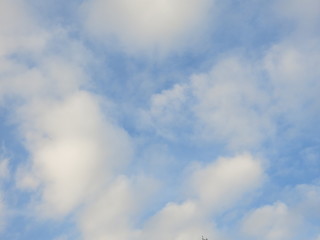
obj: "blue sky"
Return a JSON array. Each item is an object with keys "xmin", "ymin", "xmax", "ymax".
[{"xmin": 0, "ymin": 0, "xmax": 320, "ymax": 239}]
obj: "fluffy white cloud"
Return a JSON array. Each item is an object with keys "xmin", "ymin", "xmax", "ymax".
[
  {"xmin": 241, "ymin": 202, "xmax": 300, "ymax": 240},
  {"xmin": 283, "ymin": 184, "xmax": 320, "ymax": 222},
  {"xmin": 0, "ymin": 0, "xmax": 48, "ymax": 105},
  {"xmin": 0, "ymin": 0, "xmax": 133, "ymax": 220},
  {"xmin": 190, "ymin": 153, "xmax": 265, "ymax": 211},
  {"xmin": 142, "ymin": 35, "xmax": 320, "ymax": 149},
  {"xmin": 0, "ymin": 54, "xmax": 89, "ymax": 105},
  {"xmin": 78, "ymin": 175, "xmax": 158, "ymax": 240},
  {"xmin": 80, "ymin": 0, "xmax": 213, "ymax": 53},
  {"xmin": 0, "ymin": 1, "xmax": 89, "ymax": 105},
  {"xmin": 241, "ymin": 183, "xmax": 320, "ymax": 240},
  {"xmin": 140, "ymin": 200, "xmax": 220, "ymax": 240},
  {"xmin": 0, "ymin": 0, "xmax": 48, "ymax": 57},
  {"xmin": 140, "ymin": 83, "xmax": 189, "ymax": 139},
  {"xmin": 74, "ymin": 153, "xmax": 264, "ymax": 240},
  {"xmin": 142, "ymin": 56, "xmax": 275, "ymax": 149},
  {"xmin": 264, "ymin": 41, "xmax": 320, "ymax": 128},
  {"xmin": 136, "ymin": 153, "xmax": 264, "ymax": 240},
  {"xmin": 78, "ymin": 176, "xmax": 138, "ymax": 240},
  {"xmin": 191, "ymin": 57, "xmax": 274, "ymax": 149},
  {"xmin": 15, "ymin": 165, "xmax": 39, "ymax": 190},
  {"xmin": 16, "ymin": 91, "xmax": 132, "ymax": 217}
]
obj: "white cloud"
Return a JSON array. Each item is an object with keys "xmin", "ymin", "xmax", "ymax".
[
  {"xmin": 241, "ymin": 183, "xmax": 320, "ymax": 240},
  {"xmin": 264, "ymin": 41, "xmax": 320, "ymax": 128},
  {"xmin": 0, "ymin": 1, "xmax": 90, "ymax": 106},
  {"xmin": 0, "ymin": 3, "xmax": 137, "ymax": 238},
  {"xmin": 142, "ymin": 34, "xmax": 320, "ymax": 149},
  {"xmin": 0, "ymin": 55, "xmax": 88, "ymax": 105},
  {"xmin": 283, "ymin": 184, "xmax": 320, "ymax": 221},
  {"xmin": 75, "ymin": 153, "xmax": 264, "ymax": 240},
  {"xmin": 80, "ymin": 0, "xmax": 213, "ymax": 53},
  {"xmin": 142, "ymin": 56, "xmax": 275, "ymax": 149},
  {"xmin": 15, "ymin": 165, "xmax": 39, "ymax": 190},
  {"xmin": 241, "ymin": 202, "xmax": 299, "ymax": 240},
  {"xmin": 150, "ymin": 84, "xmax": 187, "ymax": 120},
  {"xmin": 300, "ymin": 146, "xmax": 320, "ymax": 167},
  {"xmin": 140, "ymin": 83, "xmax": 189, "ymax": 139},
  {"xmin": 275, "ymin": 0, "xmax": 320, "ymax": 33},
  {"xmin": 191, "ymin": 57, "xmax": 274, "ymax": 149},
  {"xmin": 16, "ymin": 91, "xmax": 132, "ymax": 218},
  {"xmin": 189, "ymin": 153, "xmax": 265, "ymax": 211},
  {"xmin": 140, "ymin": 200, "xmax": 220, "ymax": 240},
  {"xmin": 0, "ymin": 0, "xmax": 48, "ymax": 105},
  {"xmin": 6, "ymin": 55, "xmax": 92, "ymax": 195},
  {"xmin": 0, "ymin": 0, "xmax": 134, "ymax": 220},
  {"xmin": 78, "ymin": 175, "xmax": 157, "ymax": 240},
  {"xmin": 79, "ymin": 176, "xmax": 137, "ymax": 240},
  {"xmin": 136, "ymin": 153, "xmax": 264, "ymax": 240},
  {"xmin": 0, "ymin": 0, "xmax": 48, "ymax": 57}
]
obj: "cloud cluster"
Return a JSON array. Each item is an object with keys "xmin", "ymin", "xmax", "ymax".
[
  {"xmin": 241, "ymin": 183, "xmax": 320, "ymax": 240},
  {"xmin": 142, "ymin": 55, "xmax": 274, "ymax": 149},
  {"xmin": 190, "ymin": 153, "xmax": 264, "ymax": 210},
  {"xmin": 139, "ymin": 154, "xmax": 264, "ymax": 240},
  {"xmin": 78, "ymin": 176, "xmax": 140, "ymax": 240},
  {"xmin": 77, "ymin": 153, "xmax": 265, "ymax": 240},
  {"xmin": 17, "ymin": 92, "xmax": 132, "ymax": 217},
  {"xmin": 242, "ymin": 202, "xmax": 299, "ymax": 240},
  {"xmin": 0, "ymin": 0, "xmax": 319, "ymax": 239},
  {"xmin": 1, "ymin": 0, "xmax": 133, "ymax": 222},
  {"xmin": 142, "ymin": 35, "xmax": 320, "ymax": 150},
  {"xmin": 0, "ymin": 0, "xmax": 48, "ymax": 57},
  {"xmin": 80, "ymin": 0, "xmax": 213, "ymax": 53}
]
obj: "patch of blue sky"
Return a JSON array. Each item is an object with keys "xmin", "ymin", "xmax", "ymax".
[
  {"xmin": 28, "ymin": 0, "xmax": 82, "ymax": 29},
  {"xmin": 1, "ymin": 214, "xmax": 79, "ymax": 240},
  {"xmin": 0, "ymin": 110, "xmax": 27, "ymax": 167}
]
